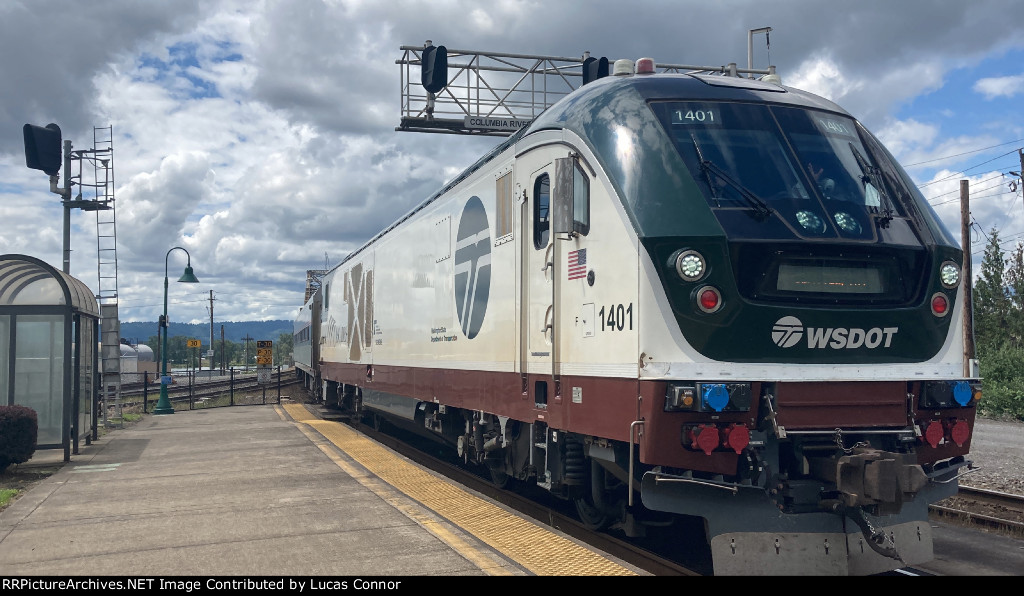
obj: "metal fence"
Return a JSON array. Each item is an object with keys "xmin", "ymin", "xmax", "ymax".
[{"xmin": 127, "ymin": 366, "xmax": 288, "ymax": 414}]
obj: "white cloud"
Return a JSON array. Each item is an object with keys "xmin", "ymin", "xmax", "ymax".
[
  {"xmin": 786, "ymin": 53, "xmax": 863, "ymax": 104},
  {"xmin": 974, "ymin": 73, "xmax": 1024, "ymax": 99},
  {"xmin": 4, "ymin": 0, "xmax": 1024, "ymax": 322}
]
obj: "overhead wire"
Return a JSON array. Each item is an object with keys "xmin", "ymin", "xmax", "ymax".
[
  {"xmin": 928, "ymin": 176, "xmax": 1012, "ymax": 206},
  {"xmin": 917, "ymin": 150, "xmax": 1021, "ymax": 188},
  {"xmin": 913, "ymin": 144, "xmax": 1024, "ymax": 255},
  {"xmin": 904, "ymin": 138, "xmax": 1024, "ymax": 167}
]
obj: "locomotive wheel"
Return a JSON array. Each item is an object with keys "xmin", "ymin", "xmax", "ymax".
[
  {"xmin": 574, "ymin": 493, "xmax": 612, "ymax": 531},
  {"xmin": 487, "ymin": 464, "xmax": 509, "ymax": 489}
]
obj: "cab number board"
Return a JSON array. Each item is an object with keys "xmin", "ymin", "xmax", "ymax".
[{"xmin": 671, "ymin": 109, "xmax": 719, "ymax": 125}]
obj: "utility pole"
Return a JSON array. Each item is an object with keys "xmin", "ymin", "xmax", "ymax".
[
  {"xmin": 242, "ymin": 334, "xmax": 254, "ymax": 371},
  {"xmin": 961, "ymin": 179, "xmax": 976, "ymax": 377},
  {"xmin": 207, "ymin": 290, "xmax": 215, "ymax": 373},
  {"xmin": 220, "ymin": 325, "xmax": 226, "ymax": 373},
  {"xmin": 1008, "ymin": 148, "xmax": 1023, "ymax": 208},
  {"xmin": 61, "ymin": 140, "xmax": 72, "ymax": 272},
  {"xmin": 1018, "ymin": 148, "xmax": 1024, "ymax": 210}
]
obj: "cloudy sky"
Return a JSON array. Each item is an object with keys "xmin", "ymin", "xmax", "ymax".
[{"xmin": 2, "ymin": 0, "xmax": 1024, "ymax": 325}]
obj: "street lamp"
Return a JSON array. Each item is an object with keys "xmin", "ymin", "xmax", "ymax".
[{"xmin": 153, "ymin": 246, "xmax": 200, "ymax": 415}]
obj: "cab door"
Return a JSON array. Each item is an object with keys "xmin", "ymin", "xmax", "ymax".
[
  {"xmin": 518, "ymin": 152, "xmax": 582, "ymax": 425},
  {"xmin": 520, "ymin": 158, "xmax": 561, "ymax": 417}
]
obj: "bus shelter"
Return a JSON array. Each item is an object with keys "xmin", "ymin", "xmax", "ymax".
[{"xmin": 0, "ymin": 254, "xmax": 99, "ymax": 462}]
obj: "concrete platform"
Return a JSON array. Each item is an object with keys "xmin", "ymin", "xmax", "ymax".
[{"xmin": 0, "ymin": 402, "xmax": 645, "ymax": 577}]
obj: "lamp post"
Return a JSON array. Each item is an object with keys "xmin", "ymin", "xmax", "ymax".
[{"xmin": 153, "ymin": 247, "xmax": 200, "ymax": 415}]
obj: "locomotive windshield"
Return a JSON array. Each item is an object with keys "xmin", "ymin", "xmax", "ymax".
[{"xmin": 649, "ymin": 101, "xmax": 926, "ymax": 245}]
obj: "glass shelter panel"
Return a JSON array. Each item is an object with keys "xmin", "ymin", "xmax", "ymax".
[
  {"xmin": 15, "ymin": 315, "xmax": 64, "ymax": 446},
  {"xmin": 77, "ymin": 317, "xmax": 95, "ymax": 443}
]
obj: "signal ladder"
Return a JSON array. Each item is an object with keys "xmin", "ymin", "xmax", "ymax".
[{"xmin": 85, "ymin": 126, "xmax": 122, "ymax": 428}]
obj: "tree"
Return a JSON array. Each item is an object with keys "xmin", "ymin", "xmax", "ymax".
[
  {"xmin": 1004, "ymin": 241, "xmax": 1024, "ymax": 349},
  {"xmin": 275, "ymin": 332, "xmax": 294, "ymax": 366},
  {"xmin": 973, "ymin": 227, "xmax": 1010, "ymax": 353}
]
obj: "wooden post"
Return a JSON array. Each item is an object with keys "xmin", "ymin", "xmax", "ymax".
[{"xmin": 961, "ymin": 179, "xmax": 976, "ymax": 377}]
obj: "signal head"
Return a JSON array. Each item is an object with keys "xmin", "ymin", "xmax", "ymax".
[{"xmin": 23, "ymin": 123, "xmax": 62, "ymax": 176}]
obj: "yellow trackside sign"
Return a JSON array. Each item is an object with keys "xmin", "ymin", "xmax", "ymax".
[
  {"xmin": 187, "ymin": 339, "xmax": 201, "ymax": 348},
  {"xmin": 257, "ymin": 340, "xmax": 273, "ymax": 365}
]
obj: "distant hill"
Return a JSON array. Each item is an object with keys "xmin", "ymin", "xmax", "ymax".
[{"xmin": 120, "ymin": 320, "xmax": 292, "ymax": 344}]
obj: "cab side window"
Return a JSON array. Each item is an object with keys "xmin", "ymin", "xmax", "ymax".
[
  {"xmin": 573, "ymin": 162, "xmax": 590, "ymax": 236},
  {"xmin": 534, "ymin": 174, "xmax": 550, "ymax": 249}
]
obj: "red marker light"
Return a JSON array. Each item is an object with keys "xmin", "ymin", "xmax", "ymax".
[
  {"xmin": 635, "ymin": 57, "xmax": 655, "ymax": 74},
  {"xmin": 697, "ymin": 286, "xmax": 722, "ymax": 313},
  {"xmin": 931, "ymin": 293, "xmax": 948, "ymax": 316}
]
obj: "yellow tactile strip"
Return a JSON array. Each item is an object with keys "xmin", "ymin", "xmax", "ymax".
[{"xmin": 282, "ymin": 403, "xmax": 637, "ymax": 576}]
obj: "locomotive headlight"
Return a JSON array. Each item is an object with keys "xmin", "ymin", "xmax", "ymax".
[
  {"xmin": 940, "ymin": 261, "xmax": 960, "ymax": 288},
  {"xmin": 833, "ymin": 211, "xmax": 861, "ymax": 233},
  {"xmin": 675, "ymin": 250, "xmax": 706, "ymax": 281},
  {"xmin": 795, "ymin": 210, "xmax": 826, "ymax": 234}
]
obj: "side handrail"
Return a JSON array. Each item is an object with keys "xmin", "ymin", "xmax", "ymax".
[{"xmin": 628, "ymin": 419, "xmax": 644, "ymax": 507}]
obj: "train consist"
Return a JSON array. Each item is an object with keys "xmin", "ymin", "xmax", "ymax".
[{"xmin": 294, "ymin": 56, "xmax": 979, "ymax": 575}]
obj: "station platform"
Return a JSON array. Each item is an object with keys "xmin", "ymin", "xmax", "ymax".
[{"xmin": 0, "ymin": 401, "xmax": 647, "ymax": 577}]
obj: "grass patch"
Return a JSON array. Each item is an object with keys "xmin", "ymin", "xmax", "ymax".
[{"xmin": 0, "ymin": 488, "xmax": 17, "ymax": 508}]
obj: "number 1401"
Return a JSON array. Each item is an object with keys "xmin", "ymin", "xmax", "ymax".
[{"xmin": 599, "ymin": 303, "xmax": 633, "ymax": 331}]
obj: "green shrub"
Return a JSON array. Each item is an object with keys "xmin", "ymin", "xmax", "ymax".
[
  {"xmin": 975, "ymin": 344, "xmax": 1024, "ymax": 420},
  {"xmin": 976, "ymin": 378, "xmax": 1024, "ymax": 421},
  {"xmin": 977, "ymin": 345, "xmax": 1024, "ymax": 384},
  {"xmin": 0, "ymin": 405, "xmax": 38, "ymax": 473}
]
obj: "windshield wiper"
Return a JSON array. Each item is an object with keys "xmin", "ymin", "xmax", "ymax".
[
  {"xmin": 700, "ymin": 156, "xmax": 774, "ymax": 220},
  {"xmin": 690, "ymin": 136, "xmax": 773, "ymax": 219},
  {"xmin": 849, "ymin": 143, "xmax": 893, "ymax": 228}
]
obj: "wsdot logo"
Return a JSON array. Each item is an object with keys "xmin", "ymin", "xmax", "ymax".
[
  {"xmin": 454, "ymin": 196, "xmax": 491, "ymax": 339},
  {"xmin": 772, "ymin": 316, "xmax": 804, "ymax": 348},
  {"xmin": 772, "ymin": 316, "xmax": 899, "ymax": 350}
]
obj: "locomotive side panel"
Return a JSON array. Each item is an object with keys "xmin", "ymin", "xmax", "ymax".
[
  {"xmin": 319, "ymin": 252, "xmax": 373, "ymax": 371},
  {"xmin": 318, "ymin": 154, "xmax": 526, "ymax": 418},
  {"xmin": 370, "ymin": 162, "xmax": 521, "ymax": 413}
]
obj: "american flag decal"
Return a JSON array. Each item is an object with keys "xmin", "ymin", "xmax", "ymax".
[{"xmin": 568, "ymin": 248, "xmax": 587, "ymax": 280}]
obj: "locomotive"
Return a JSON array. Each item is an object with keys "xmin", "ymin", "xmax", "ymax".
[{"xmin": 293, "ymin": 56, "xmax": 979, "ymax": 575}]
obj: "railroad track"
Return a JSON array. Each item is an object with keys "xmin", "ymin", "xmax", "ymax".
[
  {"xmin": 112, "ymin": 371, "xmax": 302, "ymax": 411},
  {"xmin": 929, "ymin": 485, "xmax": 1024, "ymax": 538}
]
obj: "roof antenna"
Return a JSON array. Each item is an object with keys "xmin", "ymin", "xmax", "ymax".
[{"xmin": 748, "ymin": 27, "xmax": 772, "ymax": 78}]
